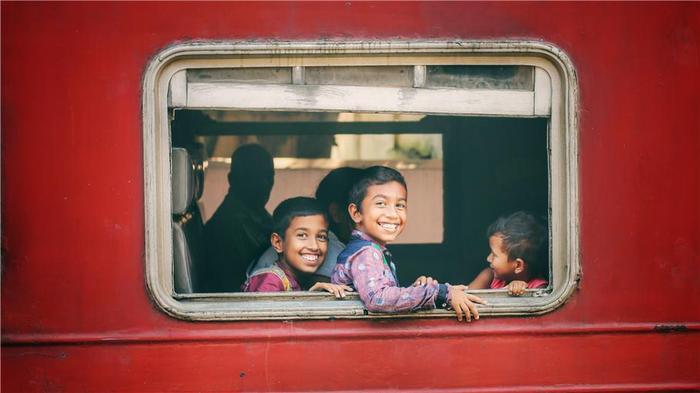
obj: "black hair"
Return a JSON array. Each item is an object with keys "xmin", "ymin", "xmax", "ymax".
[
  {"xmin": 315, "ymin": 167, "xmax": 363, "ymax": 209},
  {"xmin": 487, "ymin": 211, "xmax": 548, "ymax": 278},
  {"xmin": 315, "ymin": 167, "xmax": 363, "ymax": 235},
  {"xmin": 348, "ymin": 166, "xmax": 407, "ymax": 212},
  {"xmin": 272, "ymin": 197, "xmax": 328, "ymax": 238}
]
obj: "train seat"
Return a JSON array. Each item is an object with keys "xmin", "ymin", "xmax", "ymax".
[{"xmin": 171, "ymin": 147, "xmax": 205, "ymax": 293}]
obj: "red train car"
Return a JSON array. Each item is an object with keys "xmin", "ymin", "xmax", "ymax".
[{"xmin": 2, "ymin": 2, "xmax": 699, "ymax": 392}]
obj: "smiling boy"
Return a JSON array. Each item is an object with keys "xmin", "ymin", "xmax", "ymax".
[
  {"xmin": 331, "ymin": 166, "xmax": 485, "ymax": 321},
  {"xmin": 242, "ymin": 197, "xmax": 352, "ymax": 298}
]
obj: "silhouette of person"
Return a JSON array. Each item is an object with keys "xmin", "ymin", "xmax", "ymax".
[{"xmin": 201, "ymin": 144, "xmax": 274, "ymax": 292}]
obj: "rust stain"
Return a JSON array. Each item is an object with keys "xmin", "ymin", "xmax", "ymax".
[{"xmin": 653, "ymin": 325, "xmax": 689, "ymax": 333}]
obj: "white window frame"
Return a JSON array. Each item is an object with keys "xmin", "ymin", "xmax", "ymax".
[{"xmin": 143, "ymin": 41, "xmax": 580, "ymax": 321}]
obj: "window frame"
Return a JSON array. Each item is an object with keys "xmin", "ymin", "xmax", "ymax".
[{"xmin": 143, "ymin": 40, "xmax": 580, "ymax": 321}]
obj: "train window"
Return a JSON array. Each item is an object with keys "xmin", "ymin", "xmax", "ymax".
[{"xmin": 143, "ymin": 41, "xmax": 579, "ymax": 321}]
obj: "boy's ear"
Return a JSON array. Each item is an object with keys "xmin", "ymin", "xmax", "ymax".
[
  {"xmin": 271, "ymin": 233, "xmax": 284, "ymax": 253},
  {"xmin": 513, "ymin": 258, "xmax": 525, "ymax": 274},
  {"xmin": 348, "ymin": 203, "xmax": 362, "ymax": 224}
]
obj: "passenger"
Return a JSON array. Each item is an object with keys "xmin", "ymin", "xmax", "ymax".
[
  {"xmin": 201, "ymin": 144, "xmax": 274, "ymax": 292},
  {"xmin": 242, "ymin": 197, "xmax": 353, "ymax": 297},
  {"xmin": 331, "ymin": 166, "xmax": 485, "ymax": 321},
  {"xmin": 467, "ymin": 211, "xmax": 548, "ymax": 295},
  {"xmin": 247, "ymin": 167, "xmax": 363, "ymax": 282}
]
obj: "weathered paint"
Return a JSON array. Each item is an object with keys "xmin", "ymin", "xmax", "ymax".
[{"xmin": 2, "ymin": 2, "xmax": 699, "ymax": 391}]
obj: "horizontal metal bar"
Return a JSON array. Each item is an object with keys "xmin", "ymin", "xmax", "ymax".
[
  {"xmin": 4, "ymin": 322, "xmax": 699, "ymax": 346},
  {"xmin": 185, "ymin": 82, "xmax": 535, "ymax": 116}
]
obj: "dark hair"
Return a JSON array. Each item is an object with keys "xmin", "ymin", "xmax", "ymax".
[
  {"xmin": 315, "ymin": 167, "xmax": 363, "ymax": 209},
  {"xmin": 348, "ymin": 166, "xmax": 407, "ymax": 212},
  {"xmin": 272, "ymin": 197, "xmax": 328, "ymax": 238},
  {"xmin": 487, "ymin": 211, "xmax": 548, "ymax": 277},
  {"xmin": 315, "ymin": 167, "xmax": 363, "ymax": 235}
]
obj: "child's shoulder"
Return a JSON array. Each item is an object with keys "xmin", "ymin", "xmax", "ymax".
[
  {"xmin": 243, "ymin": 264, "xmax": 293, "ymax": 292},
  {"xmin": 337, "ymin": 233, "xmax": 382, "ymax": 264},
  {"xmin": 526, "ymin": 278, "xmax": 548, "ymax": 289}
]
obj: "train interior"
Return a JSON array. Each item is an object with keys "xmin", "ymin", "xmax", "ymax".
[{"xmin": 170, "ymin": 109, "xmax": 549, "ymax": 294}]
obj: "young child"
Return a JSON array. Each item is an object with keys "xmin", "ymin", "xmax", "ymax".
[
  {"xmin": 242, "ymin": 197, "xmax": 353, "ymax": 298},
  {"xmin": 331, "ymin": 166, "xmax": 485, "ymax": 322},
  {"xmin": 247, "ymin": 167, "xmax": 363, "ymax": 282},
  {"xmin": 468, "ymin": 211, "xmax": 548, "ymax": 296}
]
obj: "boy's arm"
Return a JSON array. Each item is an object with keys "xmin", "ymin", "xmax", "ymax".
[
  {"xmin": 349, "ymin": 247, "xmax": 442, "ymax": 313},
  {"xmin": 448, "ymin": 285, "xmax": 486, "ymax": 321},
  {"xmin": 467, "ymin": 268, "xmax": 493, "ymax": 290}
]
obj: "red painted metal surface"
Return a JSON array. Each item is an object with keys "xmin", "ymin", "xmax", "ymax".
[{"xmin": 2, "ymin": 2, "xmax": 699, "ymax": 391}]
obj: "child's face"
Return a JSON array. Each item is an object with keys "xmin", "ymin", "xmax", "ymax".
[
  {"xmin": 486, "ymin": 234, "xmax": 521, "ymax": 281},
  {"xmin": 350, "ymin": 181, "xmax": 407, "ymax": 245},
  {"xmin": 274, "ymin": 214, "xmax": 329, "ymax": 274}
]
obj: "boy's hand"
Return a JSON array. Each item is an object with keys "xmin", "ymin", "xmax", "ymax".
[
  {"xmin": 506, "ymin": 280, "xmax": 528, "ymax": 296},
  {"xmin": 448, "ymin": 285, "xmax": 486, "ymax": 322},
  {"xmin": 412, "ymin": 276, "xmax": 438, "ymax": 287},
  {"xmin": 309, "ymin": 282, "xmax": 354, "ymax": 298}
]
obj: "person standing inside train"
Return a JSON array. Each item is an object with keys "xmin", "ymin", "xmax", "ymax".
[{"xmin": 201, "ymin": 144, "xmax": 275, "ymax": 292}]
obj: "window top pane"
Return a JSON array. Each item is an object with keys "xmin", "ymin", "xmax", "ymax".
[
  {"xmin": 188, "ymin": 68, "xmax": 292, "ymax": 84},
  {"xmin": 304, "ymin": 66, "xmax": 414, "ymax": 87},
  {"xmin": 425, "ymin": 65, "xmax": 534, "ymax": 90}
]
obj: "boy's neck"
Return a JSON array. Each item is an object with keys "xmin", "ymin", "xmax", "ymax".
[
  {"xmin": 276, "ymin": 258, "xmax": 297, "ymax": 280},
  {"xmin": 276, "ymin": 257, "xmax": 313, "ymax": 287}
]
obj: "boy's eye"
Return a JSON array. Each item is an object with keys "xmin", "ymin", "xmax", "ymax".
[
  {"xmin": 396, "ymin": 202, "xmax": 407, "ymax": 210},
  {"xmin": 375, "ymin": 201, "xmax": 386, "ymax": 207},
  {"xmin": 296, "ymin": 232, "xmax": 308, "ymax": 239},
  {"xmin": 317, "ymin": 233, "xmax": 328, "ymax": 242}
]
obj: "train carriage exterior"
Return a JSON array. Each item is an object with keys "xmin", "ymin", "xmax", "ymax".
[{"xmin": 2, "ymin": 2, "xmax": 699, "ymax": 392}]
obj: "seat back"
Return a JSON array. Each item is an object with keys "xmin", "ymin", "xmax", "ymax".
[{"xmin": 171, "ymin": 147, "xmax": 205, "ymax": 293}]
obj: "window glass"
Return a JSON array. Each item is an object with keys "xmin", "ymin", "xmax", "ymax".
[
  {"xmin": 304, "ymin": 66, "xmax": 414, "ymax": 87},
  {"xmin": 188, "ymin": 67, "xmax": 292, "ymax": 84},
  {"xmin": 425, "ymin": 65, "xmax": 534, "ymax": 90}
]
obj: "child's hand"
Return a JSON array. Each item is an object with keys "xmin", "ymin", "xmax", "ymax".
[
  {"xmin": 506, "ymin": 280, "xmax": 528, "ymax": 296},
  {"xmin": 412, "ymin": 276, "xmax": 438, "ymax": 287},
  {"xmin": 309, "ymin": 282, "xmax": 354, "ymax": 299},
  {"xmin": 448, "ymin": 285, "xmax": 486, "ymax": 322}
]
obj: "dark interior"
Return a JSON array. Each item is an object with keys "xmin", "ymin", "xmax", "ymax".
[
  {"xmin": 172, "ymin": 110, "xmax": 549, "ymax": 291},
  {"xmin": 394, "ymin": 116, "xmax": 549, "ymax": 285}
]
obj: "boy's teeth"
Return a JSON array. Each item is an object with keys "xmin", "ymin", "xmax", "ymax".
[
  {"xmin": 380, "ymin": 223, "xmax": 398, "ymax": 230},
  {"xmin": 302, "ymin": 254, "xmax": 318, "ymax": 261}
]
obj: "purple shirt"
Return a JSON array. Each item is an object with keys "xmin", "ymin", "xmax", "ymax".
[{"xmin": 331, "ymin": 230, "xmax": 443, "ymax": 313}]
